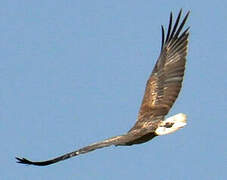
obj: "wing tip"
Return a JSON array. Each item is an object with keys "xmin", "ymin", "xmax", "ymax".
[
  {"xmin": 161, "ymin": 9, "xmax": 190, "ymax": 48},
  {"xmin": 16, "ymin": 157, "xmax": 33, "ymax": 165}
]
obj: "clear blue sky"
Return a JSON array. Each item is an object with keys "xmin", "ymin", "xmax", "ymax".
[{"xmin": 1, "ymin": 1, "xmax": 227, "ymax": 179}]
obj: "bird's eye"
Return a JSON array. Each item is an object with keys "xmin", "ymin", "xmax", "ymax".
[{"xmin": 164, "ymin": 122, "xmax": 174, "ymax": 128}]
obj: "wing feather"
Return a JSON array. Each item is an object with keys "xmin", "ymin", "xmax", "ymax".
[
  {"xmin": 130, "ymin": 10, "xmax": 190, "ymax": 131},
  {"xmin": 16, "ymin": 129, "xmax": 154, "ymax": 166},
  {"xmin": 15, "ymin": 134, "xmax": 135, "ymax": 166}
]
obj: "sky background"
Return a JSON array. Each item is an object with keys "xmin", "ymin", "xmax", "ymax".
[{"xmin": 1, "ymin": 1, "xmax": 227, "ymax": 180}]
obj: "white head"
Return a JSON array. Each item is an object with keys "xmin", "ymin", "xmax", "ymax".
[{"xmin": 155, "ymin": 113, "xmax": 187, "ymax": 136}]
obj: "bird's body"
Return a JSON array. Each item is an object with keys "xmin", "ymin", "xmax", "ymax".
[{"xmin": 16, "ymin": 10, "xmax": 190, "ymax": 166}]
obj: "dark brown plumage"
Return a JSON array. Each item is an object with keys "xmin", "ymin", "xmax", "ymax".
[{"xmin": 16, "ymin": 10, "xmax": 190, "ymax": 166}]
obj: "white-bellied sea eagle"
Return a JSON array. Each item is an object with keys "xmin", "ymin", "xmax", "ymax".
[{"xmin": 16, "ymin": 9, "xmax": 190, "ymax": 166}]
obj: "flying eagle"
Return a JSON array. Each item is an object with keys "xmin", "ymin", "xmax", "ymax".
[{"xmin": 16, "ymin": 10, "xmax": 190, "ymax": 166}]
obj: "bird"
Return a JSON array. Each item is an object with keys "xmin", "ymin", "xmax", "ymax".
[{"xmin": 16, "ymin": 9, "xmax": 190, "ymax": 166}]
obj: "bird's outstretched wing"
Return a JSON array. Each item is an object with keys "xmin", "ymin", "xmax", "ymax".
[
  {"xmin": 16, "ymin": 133, "xmax": 138, "ymax": 166},
  {"xmin": 130, "ymin": 10, "xmax": 190, "ymax": 131}
]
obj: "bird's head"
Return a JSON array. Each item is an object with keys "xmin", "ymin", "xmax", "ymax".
[{"xmin": 155, "ymin": 113, "xmax": 187, "ymax": 136}]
